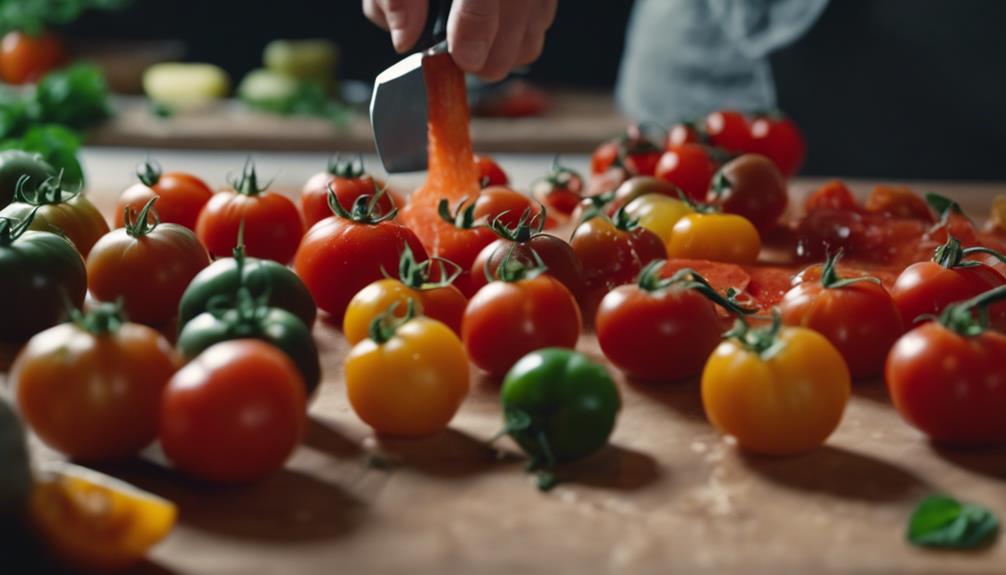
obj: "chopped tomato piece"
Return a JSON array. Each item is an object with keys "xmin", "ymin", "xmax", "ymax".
[
  {"xmin": 865, "ymin": 185, "xmax": 933, "ymax": 221},
  {"xmin": 805, "ymin": 180, "xmax": 860, "ymax": 212}
]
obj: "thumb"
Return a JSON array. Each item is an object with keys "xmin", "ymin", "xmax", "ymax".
[{"xmin": 378, "ymin": 0, "xmax": 429, "ymax": 53}]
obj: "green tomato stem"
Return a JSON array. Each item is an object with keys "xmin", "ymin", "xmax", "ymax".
[
  {"xmin": 368, "ymin": 299, "xmax": 416, "ymax": 345},
  {"xmin": 124, "ymin": 196, "xmax": 160, "ymax": 238},
  {"xmin": 819, "ymin": 249, "xmax": 881, "ymax": 289}
]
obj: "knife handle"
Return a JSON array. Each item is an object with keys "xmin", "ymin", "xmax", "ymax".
[{"xmin": 432, "ymin": 0, "xmax": 451, "ymax": 42}]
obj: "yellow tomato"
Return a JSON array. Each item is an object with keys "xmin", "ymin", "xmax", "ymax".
[
  {"xmin": 345, "ymin": 315, "xmax": 469, "ymax": 436},
  {"xmin": 343, "ymin": 278, "xmax": 466, "ymax": 345},
  {"xmin": 667, "ymin": 212, "xmax": 761, "ymax": 264},
  {"xmin": 623, "ymin": 193, "xmax": 693, "ymax": 245},
  {"xmin": 701, "ymin": 324, "xmax": 851, "ymax": 455},
  {"xmin": 30, "ymin": 462, "xmax": 176, "ymax": 572}
]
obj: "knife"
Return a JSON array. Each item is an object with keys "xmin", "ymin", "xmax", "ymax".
[{"xmin": 370, "ymin": 0, "xmax": 452, "ymax": 174}]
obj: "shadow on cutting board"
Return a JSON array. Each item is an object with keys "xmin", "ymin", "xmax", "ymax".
[
  {"xmin": 552, "ymin": 443, "xmax": 661, "ymax": 492},
  {"xmin": 372, "ymin": 427, "xmax": 514, "ymax": 479},
  {"xmin": 931, "ymin": 443, "xmax": 1006, "ymax": 481}
]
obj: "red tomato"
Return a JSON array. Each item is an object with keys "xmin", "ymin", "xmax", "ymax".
[
  {"xmin": 195, "ymin": 162, "xmax": 304, "ymax": 263},
  {"xmin": 749, "ymin": 115, "xmax": 806, "ymax": 178},
  {"xmin": 667, "ymin": 122, "xmax": 702, "ymax": 148},
  {"xmin": 805, "ymin": 180, "xmax": 860, "ymax": 213},
  {"xmin": 463, "ymin": 272, "xmax": 581, "ymax": 377},
  {"xmin": 780, "ymin": 253, "xmax": 903, "ymax": 379},
  {"xmin": 0, "ymin": 30, "xmax": 65, "ymax": 84},
  {"xmin": 597, "ymin": 261, "xmax": 742, "ymax": 381},
  {"xmin": 864, "ymin": 185, "xmax": 933, "ymax": 222},
  {"xmin": 571, "ymin": 213, "xmax": 667, "ymax": 319},
  {"xmin": 160, "ymin": 339, "xmax": 306, "ymax": 483},
  {"xmin": 531, "ymin": 160, "xmax": 584, "ymax": 216},
  {"xmin": 87, "ymin": 199, "xmax": 210, "ymax": 326},
  {"xmin": 473, "ymin": 186, "xmax": 537, "ymax": 229},
  {"xmin": 705, "ymin": 110, "xmax": 751, "ymax": 153},
  {"xmin": 886, "ymin": 287, "xmax": 1006, "ymax": 444},
  {"xmin": 114, "ymin": 161, "xmax": 212, "ymax": 231},
  {"xmin": 300, "ymin": 156, "xmax": 392, "ymax": 229},
  {"xmin": 655, "ymin": 144, "xmax": 716, "ymax": 202},
  {"xmin": 708, "ymin": 154, "xmax": 788, "ymax": 232},
  {"xmin": 293, "ymin": 192, "xmax": 428, "ymax": 323},
  {"xmin": 435, "ymin": 198, "xmax": 498, "ymax": 297},
  {"xmin": 474, "ymin": 154, "xmax": 509, "ymax": 187},
  {"xmin": 591, "ymin": 125, "xmax": 663, "ymax": 177}
]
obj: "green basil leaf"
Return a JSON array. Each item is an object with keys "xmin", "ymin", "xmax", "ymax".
[{"xmin": 908, "ymin": 494, "xmax": 1000, "ymax": 549}]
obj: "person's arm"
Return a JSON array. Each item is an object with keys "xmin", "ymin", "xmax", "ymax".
[{"xmin": 362, "ymin": 0, "xmax": 558, "ymax": 81}]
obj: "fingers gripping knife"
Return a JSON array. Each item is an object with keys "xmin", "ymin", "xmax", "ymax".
[{"xmin": 370, "ymin": 0, "xmax": 452, "ymax": 173}]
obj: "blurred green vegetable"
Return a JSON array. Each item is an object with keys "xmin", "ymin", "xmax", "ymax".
[
  {"xmin": 263, "ymin": 39, "xmax": 338, "ymax": 88},
  {"xmin": 238, "ymin": 70, "xmax": 348, "ymax": 125},
  {"xmin": 33, "ymin": 62, "xmax": 110, "ymax": 127},
  {"xmin": 1, "ymin": 124, "xmax": 83, "ymax": 187},
  {"xmin": 0, "ymin": 0, "xmax": 131, "ymax": 35}
]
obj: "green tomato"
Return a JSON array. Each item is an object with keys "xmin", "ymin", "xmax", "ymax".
[
  {"xmin": 0, "ymin": 215, "xmax": 86, "ymax": 342},
  {"xmin": 0, "ymin": 150, "xmax": 55, "ymax": 209},
  {"xmin": 263, "ymin": 39, "xmax": 338, "ymax": 87},
  {"xmin": 178, "ymin": 255, "xmax": 316, "ymax": 330},
  {"xmin": 0, "ymin": 400, "xmax": 31, "ymax": 520},
  {"xmin": 501, "ymin": 348, "xmax": 621, "ymax": 467},
  {"xmin": 177, "ymin": 306, "xmax": 321, "ymax": 395}
]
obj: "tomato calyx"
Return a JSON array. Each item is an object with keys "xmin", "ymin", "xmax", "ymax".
[
  {"xmin": 504, "ymin": 407, "xmax": 560, "ymax": 490},
  {"xmin": 393, "ymin": 242, "xmax": 462, "ymax": 290},
  {"xmin": 537, "ymin": 156, "xmax": 582, "ymax": 191},
  {"xmin": 639, "ymin": 260, "xmax": 756, "ymax": 315},
  {"xmin": 484, "ymin": 243, "xmax": 548, "ymax": 283},
  {"xmin": 489, "ymin": 207, "xmax": 545, "ymax": 243},
  {"xmin": 676, "ymin": 189, "xmax": 720, "ymax": 215},
  {"xmin": 123, "ymin": 197, "xmax": 160, "ymax": 238},
  {"xmin": 70, "ymin": 300, "xmax": 126, "ymax": 335},
  {"xmin": 819, "ymin": 249, "xmax": 881, "ymax": 289},
  {"xmin": 0, "ymin": 206, "xmax": 40, "ymax": 244},
  {"xmin": 326, "ymin": 154, "xmax": 366, "ymax": 179},
  {"xmin": 327, "ymin": 186, "xmax": 398, "ymax": 223},
  {"xmin": 229, "ymin": 159, "xmax": 274, "ymax": 198},
  {"xmin": 368, "ymin": 299, "xmax": 416, "ymax": 344},
  {"xmin": 937, "ymin": 284, "xmax": 1006, "ymax": 337},
  {"xmin": 926, "ymin": 193, "xmax": 972, "ymax": 230},
  {"xmin": 707, "ymin": 170, "xmax": 732, "ymax": 202},
  {"xmin": 15, "ymin": 171, "xmax": 79, "ymax": 206},
  {"xmin": 932, "ymin": 235, "xmax": 1006, "ymax": 270},
  {"xmin": 724, "ymin": 311, "xmax": 786, "ymax": 360},
  {"xmin": 136, "ymin": 159, "xmax": 163, "ymax": 187},
  {"xmin": 438, "ymin": 198, "xmax": 479, "ymax": 230},
  {"xmin": 610, "ymin": 205, "xmax": 640, "ymax": 232}
]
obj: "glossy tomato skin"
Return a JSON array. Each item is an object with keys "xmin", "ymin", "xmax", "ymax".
[
  {"xmin": 0, "ymin": 229, "xmax": 85, "ymax": 342},
  {"xmin": 623, "ymin": 194, "xmax": 693, "ymax": 245},
  {"xmin": 749, "ymin": 116, "xmax": 806, "ymax": 178},
  {"xmin": 0, "ymin": 150, "xmax": 54, "ymax": 209},
  {"xmin": 891, "ymin": 262, "xmax": 1005, "ymax": 328},
  {"xmin": 780, "ymin": 280, "xmax": 903, "ymax": 379},
  {"xmin": 115, "ymin": 173, "xmax": 213, "ymax": 231},
  {"xmin": 701, "ymin": 327, "xmax": 851, "ymax": 455},
  {"xmin": 436, "ymin": 222, "xmax": 497, "ymax": 298},
  {"xmin": 196, "ymin": 190, "xmax": 304, "ymax": 264},
  {"xmin": 655, "ymin": 144, "xmax": 716, "ymax": 202},
  {"xmin": 667, "ymin": 122, "xmax": 701, "ymax": 147},
  {"xmin": 591, "ymin": 128, "xmax": 663, "ymax": 177},
  {"xmin": 705, "ymin": 110, "xmax": 751, "ymax": 153},
  {"xmin": 607, "ymin": 176, "xmax": 681, "ymax": 216},
  {"xmin": 345, "ymin": 317, "xmax": 469, "ymax": 436},
  {"xmin": 667, "ymin": 213, "xmax": 761, "ymax": 265},
  {"xmin": 300, "ymin": 171, "xmax": 388, "ymax": 229},
  {"xmin": 294, "ymin": 216, "xmax": 428, "ymax": 323},
  {"xmin": 708, "ymin": 154, "xmax": 788, "ymax": 232},
  {"xmin": 474, "ymin": 154, "xmax": 509, "ymax": 187},
  {"xmin": 0, "ymin": 30, "xmax": 65, "ymax": 84},
  {"xmin": 473, "ymin": 186, "xmax": 536, "ymax": 229},
  {"xmin": 87, "ymin": 223, "xmax": 210, "ymax": 326},
  {"xmin": 1, "ymin": 191, "xmax": 109, "ymax": 258},
  {"xmin": 468, "ymin": 234, "xmax": 586, "ymax": 301},
  {"xmin": 886, "ymin": 323, "xmax": 1006, "ymax": 444},
  {"xmin": 13, "ymin": 322, "xmax": 178, "ymax": 461},
  {"xmin": 596, "ymin": 282, "xmax": 725, "ymax": 381},
  {"xmin": 343, "ymin": 278, "xmax": 466, "ymax": 343},
  {"xmin": 531, "ymin": 164, "xmax": 584, "ymax": 217},
  {"xmin": 463, "ymin": 275, "xmax": 582, "ymax": 377},
  {"xmin": 160, "ymin": 340, "xmax": 306, "ymax": 484}
]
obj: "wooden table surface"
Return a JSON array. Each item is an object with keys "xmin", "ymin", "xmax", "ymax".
[{"xmin": 13, "ymin": 149, "xmax": 1006, "ymax": 574}]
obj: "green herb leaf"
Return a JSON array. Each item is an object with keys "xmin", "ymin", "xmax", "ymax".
[
  {"xmin": 2, "ymin": 124, "xmax": 83, "ymax": 187},
  {"xmin": 907, "ymin": 494, "xmax": 999, "ymax": 549},
  {"xmin": 33, "ymin": 64, "xmax": 110, "ymax": 128}
]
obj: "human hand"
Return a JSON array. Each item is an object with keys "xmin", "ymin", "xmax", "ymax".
[{"xmin": 362, "ymin": 0, "xmax": 558, "ymax": 80}]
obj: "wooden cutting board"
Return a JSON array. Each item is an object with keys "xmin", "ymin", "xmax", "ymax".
[{"xmin": 11, "ymin": 152, "xmax": 1006, "ymax": 574}]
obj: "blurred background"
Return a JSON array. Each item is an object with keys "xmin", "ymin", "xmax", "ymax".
[{"xmin": 7, "ymin": 0, "xmax": 1006, "ymax": 180}]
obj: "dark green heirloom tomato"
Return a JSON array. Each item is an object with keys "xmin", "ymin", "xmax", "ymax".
[
  {"xmin": 177, "ymin": 243, "xmax": 316, "ymax": 330},
  {"xmin": 0, "ymin": 399, "xmax": 32, "ymax": 523},
  {"xmin": 0, "ymin": 211, "xmax": 86, "ymax": 342},
  {"xmin": 176, "ymin": 291, "xmax": 321, "ymax": 395},
  {"xmin": 0, "ymin": 150, "xmax": 55, "ymax": 209},
  {"xmin": 501, "ymin": 348, "xmax": 621, "ymax": 489}
]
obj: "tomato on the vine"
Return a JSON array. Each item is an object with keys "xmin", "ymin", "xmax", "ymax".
[
  {"xmin": 749, "ymin": 114, "xmax": 805, "ymax": 178},
  {"xmin": 702, "ymin": 316, "xmax": 851, "ymax": 455},
  {"xmin": 655, "ymin": 144, "xmax": 716, "ymax": 202},
  {"xmin": 0, "ymin": 210, "xmax": 85, "ymax": 342},
  {"xmin": 0, "ymin": 172, "xmax": 109, "ymax": 257},
  {"xmin": 474, "ymin": 154, "xmax": 509, "ymax": 187},
  {"xmin": 344, "ymin": 244, "xmax": 467, "ymax": 342},
  {"xmin": 0, "ymin": 150, "xmax": 54, "ymax": 209},
  {"xmin": 780, "ymin": 251, "xmax": 903, "ymax": 379},
  {"xmin": 301, "ymin": 156, "xmax": 393, "ymax": 229},
  {"xmin": 667, "ymin": 207, "xmax": 761, "ymax": 265},
  {"xmin": 886, "ymin": 285, "xmax": 1006, "ymax": 444},
  {"xmin": 596, "ymin": 261, "xmax": 749, "ymax": 381},
  {"xmin": 473, "ymin": 185, "xmax": 537, "ymax": 229},
  {"xmin": 196, "ymin": 161, "xmax": 304, "ymax": 263},
  {"xmin": 88, "ymin": 198, "xmax": 210, "ymax": 326},
  {"xmin": 0, "ymin": 29, "xmax": 65, "ymax": 84},
  {"xmin": 463, "ymin": 255, "xmax": 582, "ymax": 377},
  {"xmin": 294, "ymin": 189, "xmax": 428, "ymax": 322},
  {"xmin": 705, "ymin": 110, "xmax": 751, "ymax": 153},
  {"xmin": 12, "ymin": 303, "xmax": 178, "ymax": 461},
  {"xmin": 160, "ymin": 339, "xmax": 306, "ymax": 484},
  {"xmin": 432, "ymin": 198, "xmax": 498, "ymax": 296},
  {"xmin": 531, "ymin": 158, "xmax": 584, "ymax": 216},
  {"xmin": 805, "ymin": 179, "xmax": 860, "ymax": 213},
  {"xmin": 114, "ymin": 160, "xmax": 213, "ymax": 231},
  {"xmin": 591, "ymin": 124, "xmax": 664, "ymax": 177},
  {"xmin": 707, "ymin": 154, "xmax": 788, "ymax": 232},
  {"xmin": 345, "ymin": 301, "xmax": 469, "ymax": 436}
]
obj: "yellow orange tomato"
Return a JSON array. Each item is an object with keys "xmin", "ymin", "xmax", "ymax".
[
  {"xmin": 667, "ymin": 213, "xmax": 761, "ymax": 265},
  {"xmin": 343, "ymin": 278, "xmax": 466, "ymax": 344},
  {"xmin": 623, "ymin": 193, "xmax": 693, "ymax": 245}
]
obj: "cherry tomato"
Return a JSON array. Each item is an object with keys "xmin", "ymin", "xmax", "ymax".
[
  {"xmin": 655, "ymin": 144, "xmax": 716, "ymax": 202},
  {"xmin": 87, "ymin": 199, "xmax": 210, "ymax": 326},
  {"xmin": 433, "ymin": 198, "xmax": 499, "ymax": 296},
  {"xmin": 667, "ymin": 122, "xmax": 703, "ymax": 147},
  {"xmin": 473, "ymin": 185, "xmax": 536, "ymax": 229},
  {"xmin": 0, "ymin": 30, "xmax": 65, "ymax": 84},
  {"xmin": 780, "ymin": 252, "xmax": 903, "ymax": 379},
  {"xmin": 0, "ymin": 172, "xmax": 109, "ymax": 257},
  {"xmin": 474, "ymin": 154, "xmax": 509, "ymax": 187},
  {"xmin": 864, "ymin": 185, "xmax": 932, "ymax": 221},
  {"xmin": 463, "ymin": 262, "xmax": 582, "ymax": 377},
  {"xmin": 667, "ymin": 212, "xmax": 762, "ymax": 265},
  {"xmin": 114, "ymin": 161, "xmax": 213, "ymax": 231},
  {"xmin": 294, "ymin": 189, "xmax": 428, "ymax": 323},
  {"xmin": 749, "ymin": 115, "xmax": 805, "ymax": 178},
  {"xmin": 606, "ymin": 176, "xmax": 681, "ymax": 217},
  {"xmin": 160, "ymin": 339, "xmax": 306, "ymax": 484},
  {"xmin": 531, "ymin": 159, "xmax": 584, "ymax": 216},
  {"xmin": 805, "ymin": 180, "xmax": 861, "ymax": 213},
  {"xmin": 597, "ymin": 261, "xmax": 746, "ymax": 381},
  {"xmin": 301, "ymin": 156, "xmax": 393, "ymax": 229},
  {"xmin": 591, "ymin": 124, "xmax": 663, "ymax": 176},
  {"xmin": 708, "ymin": 154, "xmax": 788, "ymax": 232},
  {"xmin": 344, "ymin": 245, "xmax": 467, "ymax": 343},
  {"xmin": 623, "ymin": 193, "xmax": 694, "ymax": 245},
  {"xmin": 196, "ymin": 161, "xmax": 304, "ymax": 263},
  {"xmin": 705, "ymin": 110, "xmax": 751, "ymax": 153},
  {"xmin": 13, "ymin": 304, "xmax": 178, "ymax": 461},
  {"xmin": 0, "ymin": 150, "xmax": 55, "ymax": 209},
  {"xmin": 886, "ymin": 286, "xmax": 1006, "ymax": 444},
  {"xmin": 701, "ymin": 318, "xmax": 851, "ymax": 455},
  {"xmin": 345, "ymin": 302, "xmax": 469, "ymax": 436}
]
